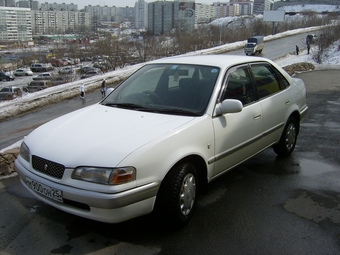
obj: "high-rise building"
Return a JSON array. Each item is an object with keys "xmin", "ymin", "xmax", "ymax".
[
  {"xmin": 148, "ymin": 0, "xmax": 195, "ymax": 35},
  {"xmin": 0, "ymin": 0, "xmax": 16, "ymax": 7},
  {"xmin": 40, "ymin": 2, "xmax": 78, "ymax": 11},
  {"xmin": 135, "ymin": 0, "xmax": 148, "ymax": 29},
  {"xmin": 253, "ymin": 0, "xmax": 271, "ymax": 15},
  {"xmin": 0, "ymin": 7, "xmax": 32, "ymax": 42},
  {"xmin": 31, "ymin": 10, "xmax": 91, "ymax": 34},
  {"xmin": 195, "ymin": 3, "xmax": 216, "ymax": 23},
  {"xmin": 16, "ymin": 0, "xmax": 30, "ymax": 8}
]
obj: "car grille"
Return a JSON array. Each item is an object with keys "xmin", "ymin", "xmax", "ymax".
[{"xmin": 32, "ymin": 155, "xmax": 65, "ymax": 179}]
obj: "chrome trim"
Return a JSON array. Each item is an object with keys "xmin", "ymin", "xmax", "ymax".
[{"xmin": 300, "ymin": 106, "xmax": 308, "ymax": 121}]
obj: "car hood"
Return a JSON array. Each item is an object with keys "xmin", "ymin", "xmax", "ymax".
[{"xmin": 25, "ymin": 104, "xmax": 195, "ymax": 167}]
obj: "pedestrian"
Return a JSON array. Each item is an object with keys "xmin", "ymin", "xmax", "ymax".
[
  {"xmin": 79, "ymin": 82, "xmax": 85, "ymax": 99},
  {"xmin": 296, "ymin": 45, "xmax": 299, "ymax": 55},
  {"xmin": 101, "ymin": 79, "xmax": 107, "ymax": 98},
  {"xmin": 307, "ymin": 42, "xmax": 310, "ymax": 54}
]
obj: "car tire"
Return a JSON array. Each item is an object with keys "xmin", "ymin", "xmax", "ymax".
[
  {"xmin": 273, "ymin": 117, "xmax": 298, "ymax": 157},
  {"xmin": 154, "ymin": 162, "xmax": 197, "ymax": 228}
]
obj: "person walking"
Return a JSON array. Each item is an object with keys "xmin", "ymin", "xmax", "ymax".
[
  {"xmin": 296, "ymin": 45, "xmax": 299, "ymax": 55},
  {"xmin": 101, "ymin": 79, "xmax": 107, "ymax": 98},
  {"xmin": 79, "ymin": 82, "xmax": 85, "ymax": 99},
  {"xmin": 307, "ymin": 42, "xmax": 310, "ymax": 54}
]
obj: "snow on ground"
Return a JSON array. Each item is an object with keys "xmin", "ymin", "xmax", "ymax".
[
  {"xmin": 1, "ymin": 26, "xmax": 340, "ymax": 154},
  {"xmin": 278, "ymin": 4, "xmax": 340, "ymax": 13}
]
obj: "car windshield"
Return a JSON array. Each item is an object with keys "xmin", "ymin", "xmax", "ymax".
[{"xmin": 101, "ymin": 63, "xmax": 219, "ymax": 116}]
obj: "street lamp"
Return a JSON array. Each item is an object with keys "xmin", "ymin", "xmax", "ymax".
[{"xmin": 219, "ymin": 20, "xmax": 234, "ymax": 45}]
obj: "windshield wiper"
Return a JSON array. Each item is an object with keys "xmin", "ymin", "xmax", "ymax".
[
  {"xmin": 103, "ymin": 103, "xmax": 146, "ymax": 109},
  {"xmin": 102, "ymin": 103, "xmax": 200, "ymax": 116},
  {"xmin": 157, "ymin": 108, "xmax": 201, "ymax": 116}
]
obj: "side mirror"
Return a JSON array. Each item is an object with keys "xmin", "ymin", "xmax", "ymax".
[
  {"xmin": 105, "ymin": 88, "xmax": 114, "ymax": 97},
  {"xmin": 215, "ymin": 99, "xmax": 243, "ymax": 115}
]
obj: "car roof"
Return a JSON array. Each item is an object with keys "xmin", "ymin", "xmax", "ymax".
[{"xmin": 148, "ymin": 54, "xmax": 271, "ymax": 69}]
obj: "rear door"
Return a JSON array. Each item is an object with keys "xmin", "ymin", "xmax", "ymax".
[
  {"xmin": 212, "ymin": 65, "xmax": 263, "ymax": 176},
  {"xmin": 249, "ymin": 63, "xmax": 292, "ymax": 146}
]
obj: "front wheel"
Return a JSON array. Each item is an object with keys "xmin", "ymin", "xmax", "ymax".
[
  {"xmin": 273, "ymin": 117, "xmax": 298, "ymax": 157},
  {"xmin": 154, "ymin": 162, "xmax": 198, "ymax": 228}
]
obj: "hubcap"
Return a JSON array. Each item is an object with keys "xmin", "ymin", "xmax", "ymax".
[
  {"xmin": 179, "ymin": 173, "xmax": 196, "ymax": 216},
  {"xmin": 285, "ymin": 123, "xmax": 296, "ymax": 150}
]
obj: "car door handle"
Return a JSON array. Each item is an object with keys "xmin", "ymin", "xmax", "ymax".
[
  {"xmin": 253, "ymin": 114, "xmax": 262, "ymax": 120},
  {"xmin": 285, "ymin": 99, "xmax": 290, "ymax": 105}
]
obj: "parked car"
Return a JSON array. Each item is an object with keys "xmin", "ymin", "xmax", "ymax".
[
  {"xmin": 32, "ymin": 72, "xmax": 52, "ymax": 80},
  {"xmin": 50, "ymin": 58, "xmax": 68, "ymax": 67},
  {"xmin": 0, "ymin": 72, "xmax": 15, "ymax": 81},
  {"xmin": 14, "ymin": 55, "xmax": 308, "ymax": 227},
  {"xmin": 13, "ymin": 68, "xmax": 33, "ymax": 76},
  {"xmin": 50, "ymin": 77, "xmax": 68, "ymax": 86},
  {"xmin": 80, "ymin": 69, "xmax": 102, "ymax": 79},
  {"xmin": 23, "ymin": 81, "xmax": 49, "ymax": 93},
  {"xmin": 306, "ymin": 34, "xmax": 318, "ymax": 44},
  {"xmin": 30, "ymin": 63, "xmax": 53, "ymax": 72},
  {"xmin": 0, "ymin": 86, "xmax": 22, "ymax": 100},
  {"xmin": 59, "ymin": 66, "xmax": 73, "ymax": 74},
  {"xmin": 80, "ymin": 65, "xmax": 96, "ymax": 74}
]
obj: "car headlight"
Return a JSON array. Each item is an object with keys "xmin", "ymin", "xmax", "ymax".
[
  {"xmin": 72, "ymin": 166, "xmax": 136, "ymax": 185},
  {"xmin": 19, "ymin": 142, "xmax": 30, "ymax": 163}
]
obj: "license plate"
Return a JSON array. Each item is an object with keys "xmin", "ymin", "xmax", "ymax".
[{"xmin": 26, "ymin": 177, "xmax": 63, "ymax": 202}]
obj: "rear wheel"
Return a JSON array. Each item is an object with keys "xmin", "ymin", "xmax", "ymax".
[
  {"xmin": 155, "ymin": 162, "xmax": 197, "ymax": 228},
  {"xmin": 273, "ymin": 117, "xmax": 298, "ymax": 157}
]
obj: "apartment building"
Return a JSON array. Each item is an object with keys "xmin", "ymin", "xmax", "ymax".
[
  {"xmin": 195, "ymin": 3, "xmax": 216, "ymax": 23},
  {"xmin": 31, "ymin": 10, "xmax": 91, "ymax": 34},
  {"xmin": 135, "ymin": 0, "xmax": 148, "ymax": 29},
  {"xmin": 148, "ymin": 0, "xmax": 195, "ymax": 35},
  {"xmin": 213, "ymin": 1, "xmax": 253, "ymax": 17},
  {"xmin": 0, "ymin": 7, "xmax": 32, "ymax": 42},
  {"xmin": 253, "ymin": 0, "xmax": 271, "ymax": 15},
  {"xmin": 39, "ymin": 2, "xmax": 78, "ymax": 11}
]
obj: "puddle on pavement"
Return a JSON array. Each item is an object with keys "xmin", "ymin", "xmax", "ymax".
[
  {"xmin": 299, "ymin": 159, "xmax": 335, "ymax": 177},
  {"xmin": 284, "ymin": 190, "xmax": 340, "ymax": 224},
  {"xmin": 249, "ymin": 157, "xmax": 336, "ymax": 177}
]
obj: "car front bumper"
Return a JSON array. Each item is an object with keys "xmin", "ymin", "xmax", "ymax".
[{"xmin": 14, "ymin": 158, "xmax": 159, "ymax": 223}]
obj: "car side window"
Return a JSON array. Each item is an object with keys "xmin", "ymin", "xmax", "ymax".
[
  {"xmin": 222, "ymin": 66, "xmax": 255, "ymax": 106},
  {"xmin": 273, "ymin": 67, "xmax": 290, "ymax": 89},
  {"xmin": 250, "ymin": 64, "xmax": 283, "ymax": 99}
]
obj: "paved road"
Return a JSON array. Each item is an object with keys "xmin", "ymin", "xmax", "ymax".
[{"xmin": 1, "ymin": 69, "xmax": 340, "ymax": 255}]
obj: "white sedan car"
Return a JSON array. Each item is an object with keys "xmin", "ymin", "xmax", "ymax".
[
  {"xmin": 13, "ymin": 68, "xmax": 33, "ymax": 76},
  {"xmin": 15, "ymin": 55, "xmax": 308, "ymax": 227},
  {"xmin": 59, "ymin": 66, "xmax": 73, "ymax": 74},
  {"xmin": 32, "ymin": 72, "xmax": 52, "ymax": 80}
]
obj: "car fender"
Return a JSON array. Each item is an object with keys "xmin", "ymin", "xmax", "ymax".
[{"xmin": 118, "ymin": 115, "xmax": 215, "ymax": 187}]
